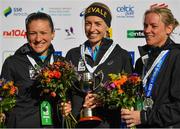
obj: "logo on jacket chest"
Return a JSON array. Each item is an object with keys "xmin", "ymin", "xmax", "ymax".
[
  {"xmin": 29, "ymin": 66, "xmax": 36, "ymax": 80},
  {"xmin": 107, "ymin": 60, "xmax": 114, "ymax": 66},
  {"xmin": 78, "ymin": 59, "xmax": 86, "ymax": 71}
]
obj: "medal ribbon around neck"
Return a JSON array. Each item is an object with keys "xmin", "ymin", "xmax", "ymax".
[
  {"xmin": 80, "ymin": 43, "xmax": 116, "ymax": 73},
  {"xmin": 27, "ymin": 55, "xmax": 54, "ymax": 125},
  {"xmin": 143, "ymin": 50, "xmax": 169, "ymax": 97},
  {"xmin": 27, "ymin": 54, "xmax": 54, "ymax": 69}
]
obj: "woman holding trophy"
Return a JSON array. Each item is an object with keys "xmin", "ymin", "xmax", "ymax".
[{"xmin": 61, "ymin": 2, "xmax": 133, "ymax": 128}]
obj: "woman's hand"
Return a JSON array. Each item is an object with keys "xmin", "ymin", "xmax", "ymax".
[
  {"xmin": 0, "ymin": 113, "xmax": 6, "ymax": 123},
  {"xmin": 60, "ymin": 101, "xmax": 72, "ymax": 117},
  {"xmin": 121, "ymin": 108, "xmax": 141, "ymax": 127},
  {"xmin": 83, "ymin": 92, "xmax": 102, "ymax": 109}
]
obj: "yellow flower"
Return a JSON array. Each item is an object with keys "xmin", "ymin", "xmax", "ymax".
[
  {"xmin": 8, "ymin": 81, "xmax": 14, "ymax": 87},
  {"xmin": 2, "ymin": 84, "xmax": 9, "ymax": 90},
  {"xmin": 43, "ymin": 71, "xmax": 49, "ymax": 78}
]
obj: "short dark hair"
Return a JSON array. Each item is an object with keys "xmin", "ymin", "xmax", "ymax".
[{"xmin": 25, "ymin": 12, "xmax": 54, "ymax": 33}]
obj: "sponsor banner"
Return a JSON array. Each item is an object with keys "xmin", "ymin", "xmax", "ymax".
[
  {"xmin": 127, "ymin": 30, "xmax": 145, "ymax": 38},
  {"xmin": 1, "ymin": 0, "xmax": 180, "ymax": 72}
]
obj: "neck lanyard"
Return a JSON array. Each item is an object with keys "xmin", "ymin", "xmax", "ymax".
[
  {"xmin": 27, "ymin": 54, "xmax": 54, "ymax": 69},
  {"xmin": 143, "ymin": 50, "xmax": 169, "ymax": 97},
  {"xmin": 80, "ymin": 43, "xmax": 116, "ymax": 73}
]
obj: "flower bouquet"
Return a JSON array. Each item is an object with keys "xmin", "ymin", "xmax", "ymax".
[
  {"xmin": 0, "ymin": 78, "xmax": 18, "ymax": 128},
  {"xmin": 97, "ymin": 72, "xmax": 144, "ymax": 128},
  {"xmin": 37, "ymin": 60, "xmax": 77, "ymax": 128}
]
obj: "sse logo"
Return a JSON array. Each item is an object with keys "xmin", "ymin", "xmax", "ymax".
[
  {"xmin": 3, "ymin": 6, "xmax": 28, "ymax": 17},
  {"xmin": 3, "ymin": 29, "xmax": 26, "ymax": 38},
  {"xmin": 3, "ymin": 6, "xmax": 12, "ymax": 17}
]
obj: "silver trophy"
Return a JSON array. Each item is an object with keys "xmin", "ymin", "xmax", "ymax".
[{"xmin": 74, "ymin": 71, "xmax": 104, "ymax": 124}]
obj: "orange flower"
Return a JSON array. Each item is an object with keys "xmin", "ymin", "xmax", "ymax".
[
  {"xmin": 118, "ymin": 89, "xmax": 124, "ymax": 94},
  {"xmin": 114, "ymin": 75, "xmax": 128, "ymax": 87},
  {"xmin": 48, "ymin": 71, "xmax": 54, "ymax": 78},
  {"xmin": 54, "ymin": 61, "xmax": 61, "ymax": 66},
  {"xmin": 37, "ymin": 60, "xmax": 77, "ymax": 104},
  {"xmin": 9, "ymin": 86, "xmax": 17, "ymax": 95},
  {"xmin": 114, "ymin": 80, "xmax": 121, "ymax": 87},
  {"xmin": 0, "ymin": 78, "xmax": 17, "ymax": 114},
  {"xmin": 53, "ymin": 70, "xmax": 61, "ymax": 79},
  {"xmin": 119, "ymin": 75, "xmax": 128, "ymax": 85},
  {"xmin": 98, "ymin": 73, "xmax": 143, "ymax": 110},
  {"xmin": 51, "ymin": 92, "xmax": 56, "ymax": 97},
  {"xmin": 128, "ymin": 75, "xmax": 141, "ymax": 85}
]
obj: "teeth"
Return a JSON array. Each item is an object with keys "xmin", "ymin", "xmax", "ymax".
[
  {"xmin": 90, "ymin": 33, "xmax": 97, "ymax": 36},
  {"xmin": 36, "ymin": 44, "xmax": 44, "ymax": 48},
  {"xmin": 90, "ymin": 35, "xmax": 96, "ymax": 37}
]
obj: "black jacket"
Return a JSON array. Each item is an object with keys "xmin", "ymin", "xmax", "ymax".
[
  {"xmin": 66, "ymin": 38, "xmax": 133, "ymax": 128},
  {"xmin": 0, "ymin": 43, "xmax": 63, "ymax": 128},
  {"xmin": 135, "ymin": 38, "xmax": 180, "ymax": 127}
]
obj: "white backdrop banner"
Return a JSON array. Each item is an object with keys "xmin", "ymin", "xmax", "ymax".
[{"xmin": 1, "ymin": 0, "xmax": 180, "ymax": 72}]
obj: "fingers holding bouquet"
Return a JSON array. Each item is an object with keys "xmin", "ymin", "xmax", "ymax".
[
  {"xmin": 0, "ymin": 113, "xmax": 6, "ymax": 123},
  {"xmin": 121, "ymin": 108, "xmax": 141, "ymax": 127},
  {"xmin": 60, "ymin": 101, "xmax": 72, "ymax": 117}
]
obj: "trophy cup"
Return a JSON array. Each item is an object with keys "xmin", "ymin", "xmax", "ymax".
[{"xmin": 74, "ymin": 71, "xmax": 104, "ymax": 125}]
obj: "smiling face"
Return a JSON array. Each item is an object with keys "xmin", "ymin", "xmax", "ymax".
[
  {"xmin": 143, "ymin": 12, "xmax": 173, "ymax": 47},
  {"xmin": 27, "ymin": 19, "xmax": 55, "ymax": 56},
  {"xmin": 85, "ymin": 16, "xmax": 109, "ymax": 46}
]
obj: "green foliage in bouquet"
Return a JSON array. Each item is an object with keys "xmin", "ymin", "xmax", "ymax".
[
  {"xmin": 0, "ymin": 78, "xmax": 18, "ymax": 127},
  {"xmin": 98, "ymin": 72, "xmax": 144, "ymax": 110},
  {"xmin": 37, "ymin": 60, "xmax": 78, "ymax": 128}
]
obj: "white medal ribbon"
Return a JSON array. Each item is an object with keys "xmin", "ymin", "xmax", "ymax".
[
  {"xmin": 80, "ymin": 43, "xmax": 116, "ymax": 73},
  {"xmin": 143, "ymin": 50, "xmax": 169, "ymax": 88},
  {"xmin": 27, "ymin": 54, "xmax": 54, "ymax": 69}
]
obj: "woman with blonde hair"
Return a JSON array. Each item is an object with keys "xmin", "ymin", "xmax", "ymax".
[
  {"xmin": 61, "ymin": 2, "xmax": 133, "ymax": 128},
  {"xmin": 121, "ymin": 6, "xmax": 180, "ymax": 128}
]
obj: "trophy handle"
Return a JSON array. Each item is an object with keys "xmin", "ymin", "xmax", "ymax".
[
  {"xmin": 93, "ymin": 70, "xmax": 104, "ymax": 91},
  {"xmin": 72, "ymin": 73, "xmax": 85, "ymax": 93},
  {"xmin": 73, "ymin": 73, "xmax": 93, "ymax": 93}
]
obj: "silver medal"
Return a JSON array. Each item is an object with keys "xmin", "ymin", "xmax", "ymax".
[{"xmin": 143, "ymin": 98, "xmax": 154, "ymax": 111}]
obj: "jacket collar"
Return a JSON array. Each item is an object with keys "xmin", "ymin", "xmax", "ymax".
[
  {"xmin": 138, "ymin": 38, "xmax": 175, "ymax": 57},
  {"xmin": 84, "ymin": 38, "xmax": 113, "ymax": 48},
  {"xmin": 83, "ymin": 38, "xmax": 114, "ymax": 64}
]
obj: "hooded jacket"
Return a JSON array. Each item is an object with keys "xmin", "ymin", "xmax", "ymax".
[
  {"xmin": 1, "ymin": 43, "xmax": 63, "ymax": 127},
  {"xmin": 135, "ymin": 38, "xmax": 180, "ymax": 127}
]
